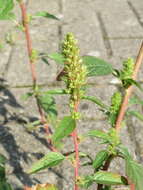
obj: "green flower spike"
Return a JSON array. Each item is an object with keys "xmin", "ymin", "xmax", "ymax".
[
  {"xmin": 109, "ymin": 92, "xmax": 122, "ymax": 127},
  {"xmin": 120, "ymin": 58, "xmax": 134, "ymax": 88},
  {"xmin": 62, "ymin": 33, "xmax": 87, "ymax": 119}
]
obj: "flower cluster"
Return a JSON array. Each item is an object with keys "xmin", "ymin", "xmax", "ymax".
[
  {"xmin": 120, "ymin": 58, "xmax": 134, "ymax": 80},
  {"xmin": 62, "ymin": 33, "xmax": 87, "ymax": 118},
  {"xmin": 109, "ymin": 92, "xmax": 122, "ymax": 127}
]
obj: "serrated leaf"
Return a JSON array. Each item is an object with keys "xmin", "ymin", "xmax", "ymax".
[
  {"xmin": 86, "ymin": 130, "xmax": 111, "ymax": 142},
  {"xmin": 127, "ymin": 110, "xmax": 143, "ymax": 122},
  {"xmin": 93, "ymin": 171, "xmax": 128, "ymax": 185},
  {"xmin": 52, "ymin": 116, "xmax": 76, "ymax": 144},
  {"xmin": 0, "ymin": 0, "xmax": 15, "ymax": 20},
  {"xmin": 29, "ymin": 152, "xmax": 65, "ymax": 174},
  {"xmin": 93, "ymin": 150, "xmax": 109, "ymax": 170},
  {"xmin": 82, "ymin": 56, "xmax": 113, "ymax": 77},
  {"xmin": 81, "ymin": 95, "xmax": 108, "ymax": 110},
  {"xmin": 48, "ymin": 53, "xmax": 65, "ymax": 65},
  {"xmin": 126, "ymin": 159, "xmax": 143, "ymax": 190},
  {"xmin": 43, "ymin": 89, "xmax": 67, "ymax": 95},
  {"xmin": 38, "ymin": 95, "xmax": 57, "ymax": 119},
  {"xmin": 34, "ymin": 11, "xmax": 59, "ymax": 20}
]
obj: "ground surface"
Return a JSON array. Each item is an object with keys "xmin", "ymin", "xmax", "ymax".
[{"xmin": 0, "ymin": 0, "xmax": 143, "ymax": 189}]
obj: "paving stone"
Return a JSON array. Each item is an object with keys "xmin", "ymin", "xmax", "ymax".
[
  {"xmin": 0, "ymin": 0, "xmax": 143, "ymax": 189},
  {"xmin": 62, "ymin": 0, "xmax": 107, "ymax": 57}
]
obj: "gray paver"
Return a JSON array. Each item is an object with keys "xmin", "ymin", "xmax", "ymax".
[{"xmin": 0, "ymin": 0, "xmax": 143, "ymax": 189}]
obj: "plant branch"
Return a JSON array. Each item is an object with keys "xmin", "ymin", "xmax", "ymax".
[
  {"xmin": 19, "ymin": 1, "xmax": 57, "ymax": 152},
  {"xmin": 97, "ymin": 42, "xmax": 143, "ymax": 190},
  {"xmin": 72, "ymin": 101, "xmax": 80, "ymax": 190},
  {"xmin": 115, "ymin": 42, "xmax": 143, "ymax": 132}
]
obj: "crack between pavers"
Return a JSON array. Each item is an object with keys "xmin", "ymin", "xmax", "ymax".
[
  {"xmin": 127, "ymin": 1, "xmax": 143, "ymax": 28},
  {"xmin": 104, "ymin": 36, "xmax": 143, "ymax": 40},
  {"xmin": 58, "ymin": 0, "xmax": 64, "ymax": 50},
  {"xmin": 96, "ymin": 12, "xmax": 113, "ymax": 58}
]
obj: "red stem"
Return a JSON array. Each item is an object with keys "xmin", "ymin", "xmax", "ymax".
[
  {"xmin": 72, "ymin": 129, "xmax": 79, "ymax": 190},
  {"xmin": 19, "ymin": 2, "xmax": 37, "ymax": 85},
  {"xmin": 19, "ymin": 2, "xmax": 49, "ymax": 132},
  {"xmin": 19, "ymin": 2, "xmax": 57, "ymax": 152},
  {"xmin": 71, "ymin": 101, "xmax": 80, "ymax": 190}
]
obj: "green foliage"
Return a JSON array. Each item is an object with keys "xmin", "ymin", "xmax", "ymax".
[
  {"xmin": 108, "ymin": 92, "xmax": 122, "ymax": 127},
  {"xmin": 86, "ymin": 130, "xmax": 111, "ymax": 143},
  {"xmin": 32, "ymin": 184, "xmax": 58, "ymax": 190},
  {"xmin": 93, "ymin": 171, "xmax": 128, "ymax": 185},
  {"xmin": 0, "ymin": 154, "xmax": 14, "ymax": 190},
  {"xmin": 43, "ymin": 89, "xmax": 67, "ymax": 95},
  {"xmin": 0, "ymin": 0, "xmax": 15, "ymax": 20},
  {"xmin": 79, "ymin": 171, "xmax": 128, "ymax": 188},
  {"xmin": 0, "ymin": 181, "xmax": 14, "ymax": 190},
  {"xmin": 34, "ymin": 11, "xmax": 59, "ymax": 20},
  {"xmin": 21, "ymin": 92, "xmax": 33, "ymax": 100},
  {"xmin": 48, "ymin": 53, "xmax": 65, "ymax": 65},
  {"xmin": 52, "ymin": 116, "xmax": 76, "ymax": 145},
  {"xmin": 126, "ymin": 159, "xmax": 143, "ymax": 190},
  {"xmin": 29, "ymin": 152, "xmax": 65, "ymax": 174},
  {"xmin": 127, "ymin": 110, "xmax": 143, "ymax": 122},
  {"xmin": 82, "ymin": 56, "xmax": 113, "ymax": 77},
  {"xmin": 38, "ymin": 94, "xmax": 57, "ymax": 119},
  {"xmin": 129, "ymin": 95, "xmax": 143, "ymax": 106},
  {"xmin": 81, "ymin": 95, "xmax": 108, "ymax": 110},
  {"xmin": 93, "ymin": 150, "xmax": 109, "ymax": 170}
]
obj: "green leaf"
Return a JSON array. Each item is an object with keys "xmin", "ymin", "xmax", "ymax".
[
  {"xmin": 34, "ymin": 184, "xmax": 58, "ymax": 190},
  {"xmin": 86, "ymin": 130, "xmax": 111, "ymax": 142},
  {"xmin": 129, "ymin": 95, "xmax": 143, "ymax": 106},
  {"xmin": 21, "ymin": 92, "xmax": 33, "ymax": 101},
  {"xmin": 82, "ymin": 56, "xmax": 113, "ymax": 77},
  {"xmin": 0, "ymin": 166, "xmax": 5, "ymax": 180},
  {"xmin": 0, "ymin": 181, "xmax": 14, "ymax": 190},
  {"xmin": 0, "ymin": 154, "xmax": 7, "ymax": 166},
  {"xmin": 93, "ymin": 150, "xmax": 109, "ymax": 170},
  {"xmin": 38, "ymin": 95, "xmax": 57, "ymax": 119},
  {"xmin": 34, "ymin": 11, "xmax": 59, "ymax": 20},
  {"xmin": 118, "ymin": 145, "xmax": 132, "ymax": 160},
  {"xmin": 127, "ymin": 110, "xmax": 143, "ymax": 122},
  {"xmin": 93, "ymin": 171, "xmax": 128, "ymax": 185},
  {"xmin": 52, "ymin": 116, "xmax": 76, "ymax": 144},
  {"xmin": 78, "ymin": 175, "xmax": 94, "ymax": 189},
  {"xmin": 81, "ymin": 95, "xmax": 108, "ymax": 110},
  {"xmin": 0, "ymin": 0, "xmax": 15, "ymax": 20},
  {"xmin": 126, "ymin": 159, "xmax": 143, "ymax": 190},
  {"xmin": 48, "ymin": 53, "xmax": 65, "ymax": 65},
  {"xmin": 29, "ymin": 152, "xmax": 65, "ymax": 174},
  {"xmin": 122, "ymin": 78, "xmax": 143, "ymax": 90},
  {"xmin": 43, "ymin": 89, "xmax": 67, "ymax": 95}
]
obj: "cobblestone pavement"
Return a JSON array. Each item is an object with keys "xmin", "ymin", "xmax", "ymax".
[{"xmin": 0, "ymin": 0, "xmax": 143, "ymax": 189}]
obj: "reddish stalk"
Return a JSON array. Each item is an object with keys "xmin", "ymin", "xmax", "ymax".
[
  {"xmin": 97, "ymin": 42, "xmax": 143, "ymax": 190},
  {"xmin": 19, "ymin": 2, "xmax": 48, "ymax": 131},
  {"xmin": 19, "ymin": 1, "xmax": 57, "ymax": 152},
  {"xmin": 115, "ymin": 42, "xmax": 143, "ymax": 132},
  {"xmin": 71, "ymin": 101, "xmax": 80, "ymax": 190},
  {"xmin": 114, "ymin": 42, "xmax": 143, "ymax": 190}
]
